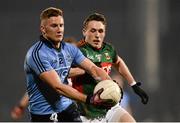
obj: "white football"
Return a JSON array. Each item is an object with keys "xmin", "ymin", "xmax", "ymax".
[{"xmin": 94, "ymin": 80, "xmax": 122, "ymax": 104}]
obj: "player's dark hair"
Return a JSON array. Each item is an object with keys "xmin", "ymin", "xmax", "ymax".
[
  {"xmin": 40, "ymin": 7, "xmax": 63, "ymax": 20},
  {"xmin": 83, "ymin": 13, "xmax": 107, "ymax": 30}
]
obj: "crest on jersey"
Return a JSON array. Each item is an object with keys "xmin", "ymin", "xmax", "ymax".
[{"xmin": 104, "ymin": 53, "xmax": 111, "ymax": 60}]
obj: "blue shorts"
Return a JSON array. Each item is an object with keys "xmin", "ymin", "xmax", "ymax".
[{"xmin": 30, "ymin": 102, "xmax": 82, "ymax": 122}]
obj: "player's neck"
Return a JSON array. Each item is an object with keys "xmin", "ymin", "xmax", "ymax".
[
  {"xmin": 41, "ymin": 35, "xmax": 61, "ymax": 50},
  {"xmin": 52, "ymin": 42, "xmax": 61, "ymax": 49}
]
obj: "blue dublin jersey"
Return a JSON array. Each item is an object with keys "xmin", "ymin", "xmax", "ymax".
[{"xmin": 24, "ymin": 36, "xmax": 85, "ymax": 115}]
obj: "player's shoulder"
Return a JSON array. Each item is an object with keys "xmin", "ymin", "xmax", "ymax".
[
  {"xmin": 25, "ymin": 41, "xmax": 47, "ymax": 64},
  {"xmin": 28, "ymin": 41, "xmax": 50, "ymax": 57},
  {"xmin": 27, "ymin": 41, "xmax": 41, "ymax": 54},
  {"xmin": 103, "ymin": 41, "xmax": 115, "ymax": 50},
  {"xmin": 62, "ymin": 41, "xmax": 78, "ymax": 51},
  {"xmin": 62, "ymin": 41, "xmax": 74, "ymax": 47},
  {"xmin": 62, "ymin": 41, "xmax": 82, "ymax": 57}
]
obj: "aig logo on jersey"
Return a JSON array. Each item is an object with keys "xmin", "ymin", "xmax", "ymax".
[
  {"xmin": 87, "ymin": 54, "xmax": 94, "ymax": 60},
  {"xmin": 104, "ymin": 53, "xmax": 111, "ymax": 60},
  {"xmin": 96, "ymin": 54, "xmax": 102, "ymax": 62}
]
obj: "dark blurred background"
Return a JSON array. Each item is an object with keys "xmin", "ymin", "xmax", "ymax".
[{"xmin": 0, "ymin": 0, "xmax": 180, "ymax": 121}]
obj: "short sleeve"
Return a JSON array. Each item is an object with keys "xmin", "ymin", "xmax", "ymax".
[
  {"xmin": 112, "ymin": 50, "xmax": 118, "ymax": 63},
  {"xmin": 108, "ymin": 43, "xmax": 118, "ymax": 63},
  {"xmin": 26, "ymin": 49, "xmax": 53, "ymax": 75},
  {"xmin": 74, "ymin": 48, "xmax": 86, "ymax": 65},
  {"xmin": 67, "ymin": 44, "xmax": 86, "ymax": 65}
]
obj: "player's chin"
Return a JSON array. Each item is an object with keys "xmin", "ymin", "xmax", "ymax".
[
  {"xmin": 55, "ymin": 35, "xmax": 63, "ymax": 40},
  {"xmin": 54, "ymin": 37, "xmax": 63, "ymax": 42},
  {"xmin": 92, "ymin": 44, "xmax": 100, "ymax": 49}
]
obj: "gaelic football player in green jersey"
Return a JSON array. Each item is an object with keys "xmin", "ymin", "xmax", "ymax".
[{"xmin": 71, "ymin": 13, "xmax": 149, "ymax": 122}]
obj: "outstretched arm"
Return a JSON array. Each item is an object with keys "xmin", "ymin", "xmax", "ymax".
[
  {"xmin": 69, "ymin": 67, "xmax": 85, "ymax": 77},
  {"xmin": 40, "ymin": 65, "xmax": 114, "ymax": 108},
  {"xmin": 113, "ymin": 56, "xmax": 148, "ymax": 104},
  {"xmin": 40, "ymin": 57, "xmax": 111, "ymax": 101},
  {"xmin": 113, "ymin": 56, "xmax": 135, "ymax": 86},
  {"xmin": 11, "ymin": 92, "xmax": 29, "ymax": 120},
  {"xmin": 39, "ymin": 70, "xmax": 87, "ymax": 102}
]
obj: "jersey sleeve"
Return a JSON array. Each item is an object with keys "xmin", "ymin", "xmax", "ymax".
[
  {"xmin": 69, "ymin": 44, "xmax": 86, "ymax": 65},
  {"xmin": 26, "ymin": 49, "xmax": 53, "ymax": 75},
  {"xmin": 112, "ymin": 50, "xmax": 118, "ymax": 63},
  {"xmin": 111, "ymin": 45, "xmax": 118, "ymax": 63}
]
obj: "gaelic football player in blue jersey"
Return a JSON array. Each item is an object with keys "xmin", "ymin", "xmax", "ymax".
[{"xmin": 23, "ymin": 7, "xmax": 114, "ymax": 122}]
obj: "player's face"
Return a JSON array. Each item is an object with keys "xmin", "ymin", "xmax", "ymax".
[
  {"xmin": 83, "ymin": 21, "xmax": 105, "ymax": 49},
  {"xmin": 41, "ymin": 15, "xmax": 64, "ymax": 43}
]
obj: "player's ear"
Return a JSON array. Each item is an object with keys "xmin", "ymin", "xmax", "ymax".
[
  {"xmin": 82, "ymin": 29, "xmax": 86, "ymax": 37},
  {"xmin": 40, "ymin": 20, "xmax": 46, "ymax": 34},
  {"xmin": 40, "ymin": 25, "xmax": 46, "ymax": 34}
]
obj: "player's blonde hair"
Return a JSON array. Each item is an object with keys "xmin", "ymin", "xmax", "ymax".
[{"xmin": 40, "ymin": 7, "xmax": 63, "ymax": 21}]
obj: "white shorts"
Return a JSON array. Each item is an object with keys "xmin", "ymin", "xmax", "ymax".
[
  {"xmin": 105, "ymin": 103, "xmax": 129, "ymax": 122},
  {"xmin": 80, "ymin": 116, "xmax": 106, "ymax": 122},
  {"xmin": 80, "ymin": 103, "xmax": 128, "ymax": 122}
]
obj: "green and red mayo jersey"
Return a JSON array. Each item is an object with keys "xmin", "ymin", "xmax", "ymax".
[{"xmin": 72, "ymin": 40, "xmax": 118, "ymax": 119}]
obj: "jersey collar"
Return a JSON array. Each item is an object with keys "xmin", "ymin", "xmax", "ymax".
[
  {"xmin": 40, "ymin": 35, "xmax": 64, "ymax": 52},
  {"xmin": 86, "ymin": 42, "xmax": 105, "ymax": 51}
]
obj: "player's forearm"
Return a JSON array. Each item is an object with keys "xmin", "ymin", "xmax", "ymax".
[
  {"xmin": 90, "ymin": 65, "xmax": 111, "ymax": 82},
  {"xmin": 39, "ymin": 70, "xmax": 87, "ymax": 102},
  {"xmin": 79, "ymin": 58, "xmax": 111, "ymax": 81},
  {"xmin": 20, "ymin": 93, "xmax": 29, "ymax": 107},
  {"xmin": 115, "ymin": 57, "xmax": 135, "ymax": 85},
  {"xmin": 120, "ymin": 64, "xmax": 135, "ymax": 85},
  {"xmin": 55, "ymin": 83, "xmax": 87, "ymax": 102},
  {"xmin": 69, "ymin": 68, "xmax": 85, "ymax": 77},
  {"xmin": 17, "ymin": 92, "xmax": 29, "ymax": 109}
]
